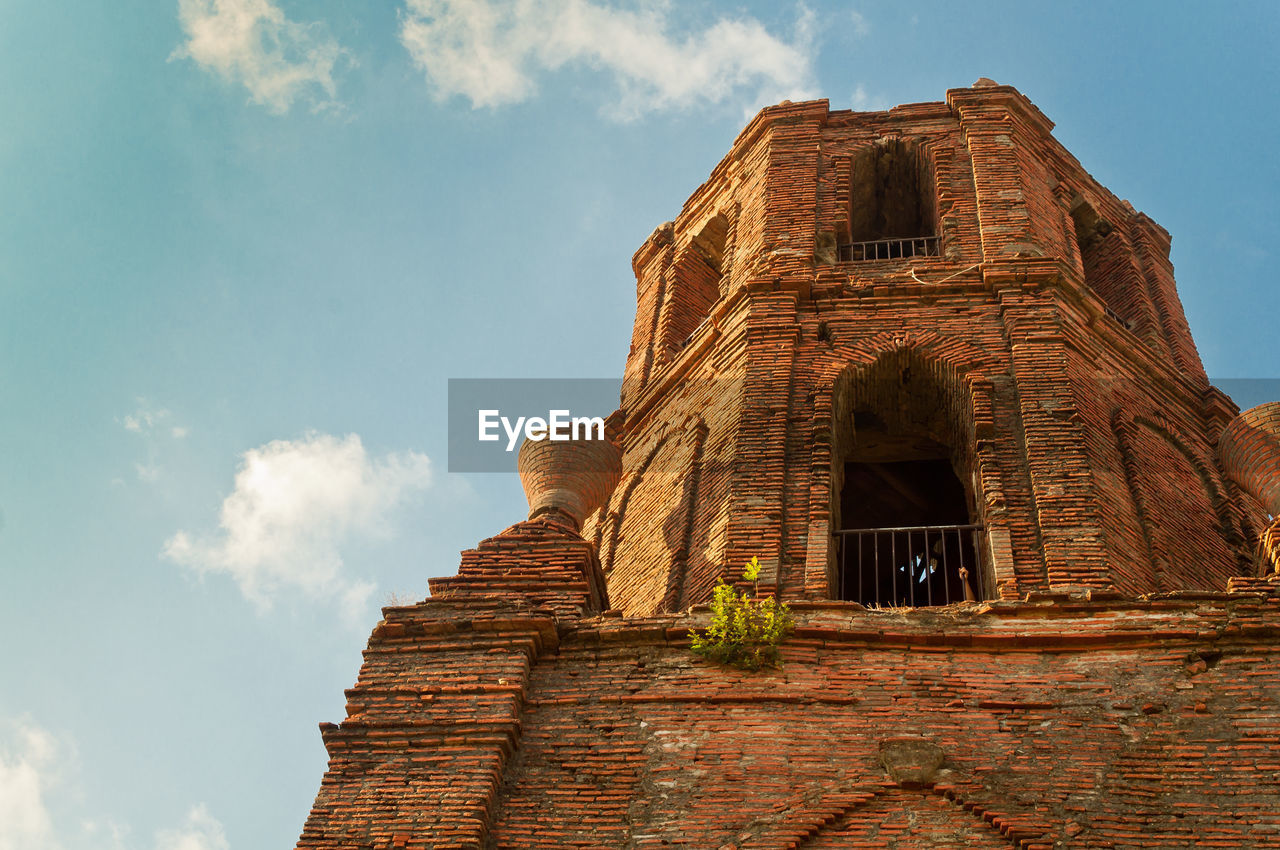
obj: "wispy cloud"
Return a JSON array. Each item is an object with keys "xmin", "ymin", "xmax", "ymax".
[
  {"xmin": 850, "ymin": 84, "xmax": 887, "ymax": 111},
  {"xmin": 0, "ymin": 717, "xmax": 229, "ymax": 850},
  {"xmin": 163, "ymin": 432, "xmax": 431, "ymax": 622},
  {"xmin": 849, "ymin": 10, "xmax": 869, "ymax": 37},
  {"xmin": 400, "ymin": 0, "xmax": 818, "ymax": 119},
  {"xmin": 0, "ymin": 718, "xmax": 62, "ymax": 850},
  {"xmin": 121, "ymin": 401, "xmax": 188, "ymax": 440},
  {"xmin": 120, "ymin": 400, "xmax": 188, "ymax": 483},
  {"xmin": 79, "ymin": 819, "xmax": 130, "ymax": 850},
  {"xmin": 154, "ymin": 805, "xmax": 229, "ymax": 850},
  {"xmin": 172, "ymin": 0, "xmax": 349, "ymax": 114},
  {"xmin": 123, "ymin": 406, "xmax": 166, "ymax": 434}
]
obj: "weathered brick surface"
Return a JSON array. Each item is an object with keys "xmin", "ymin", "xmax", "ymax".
[
  {"xmin": 486, "ymin": 597, "xmax": 1280, "ymax": 848},
  {"xmin": 1220, "ymin": 401, "xmax": 1280, "ymax": 516},
  {"xmin": 517, "ymin": 436, "xmax": 622, "ymax": 532},
  {"xmin": 588, "ymin": 82, "xmax": 1265, "ymax": 607},
  {"xmin": 430, "ymin": 518, "xmax": 610, "ymax": 618},
  {"xmin": 297, "ymin": 598, "xmax": 551, "ymax": 849},
  {"xmin": 297, "ymin": 82, "xmax": 1280, "ymax": 848}
]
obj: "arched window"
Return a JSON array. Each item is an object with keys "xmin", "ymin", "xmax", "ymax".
[
  {"xmin": 1070, "ymin": 198, "xmax": 1133, "ymax": 328},
  {"xmin": 828, "ymin": 353, "xmax": 986, "ymax": 606},
  {"xmin": 660, "ymin": 214, "xmax": 728, "ymax": 353}
]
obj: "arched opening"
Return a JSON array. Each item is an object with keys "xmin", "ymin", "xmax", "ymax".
[
  {"xmin": 841, "ymin": 139, "xmax": 938, "ymax": 261},
  {"xmin": 1070, "ymin": 198, "xmax": 1133, "ymax": 328},
  {"xmin": 661, "ymin": 214, "xmax": 728, "ymax": 353},
  {"xmin": 829, "ymin": 354, "xmax": 985, "ymax": 606}
]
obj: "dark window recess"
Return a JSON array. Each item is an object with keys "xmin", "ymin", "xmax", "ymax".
[
  {"xmin": 840, "ymin": 139, "xmax": 938, "ymax": 261},
  {"xmin": 835, "ymin": 459, "xmax": 981, "ymax": 606},
  {"xmin": 1070, "ymin": 198, "xmax": 1132, "ymax": 327},
  {"xmin": 666, "ymin": 214, "xmax": 728, "ymax": 353}
]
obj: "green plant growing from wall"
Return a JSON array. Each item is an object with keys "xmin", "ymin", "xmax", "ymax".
[{"xmin": 689, "ymin": 556, "xmax": 795, "ymax": 671}]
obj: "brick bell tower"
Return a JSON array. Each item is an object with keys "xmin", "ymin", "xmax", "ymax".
[
  {"xmin": 297, "ymin": 82, "xmax": 1280, "ymax": 850},
  {"xmin": 593, "ymin": 77, "xmax": 1268, "ymax": 614}
]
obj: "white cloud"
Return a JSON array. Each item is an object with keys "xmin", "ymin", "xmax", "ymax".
[
  {"xmin": 163, "ymin": 432, "xmax": 432, "ymax": 621},
  {"xmin": 0, "ymin": 718, "xmax": 62, "ymax": 850},
  {"xmin": 400, "ymin": 0, "xmax": 818, "ymax": 119},
  {"xmin": 0, "ymin": 718, "xmax": 227, "ymax": 850},
  {"xmin": 154, "ymin": 805, "xmax": 229, "ymax": 850},
  {"xmin": 173, "ymin": 0, "xmax": 349, "ymax": 114},
  {"xmin": 850, "ymin": 10, "xmax": 869, "ymax": 37},
  {"xmin": 122, "ymin": 404, "xmax": 172, "ymax": 435},
  {"xmin": 121, "ymin": 402, "xmax": 188, "ymax": 440},
  {"xmin": 850, "ymin": 84, "xmax": 886, "ymax": 111},
  {"xmin": 121, "ymin": 401, "xmax": 188, "ymax": 482}
]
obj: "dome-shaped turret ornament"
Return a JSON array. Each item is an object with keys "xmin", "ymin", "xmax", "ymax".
[
  {"xmin": 517, "ymin": 435, "xmax": 622, "ymax": 532},
  {"xmin": 1218, "ymin": 402, "xmax": 1280, "ymax": 572}
]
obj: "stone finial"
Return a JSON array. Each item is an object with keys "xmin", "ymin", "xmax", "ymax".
[
  {"xmin": 517, "ymin": 436, "xmax": 622, "ymax": 532},
  {"xmin": 1218, "ymin": 402, "xmax": 1280, "ymax": 516},
  {"xmin": 1219, "ymin": 402, "xmax": 1280, "ymax": 573},
  {"xmin": 973, "ymin": 77, "xmax": 999, "ymax": 88}
]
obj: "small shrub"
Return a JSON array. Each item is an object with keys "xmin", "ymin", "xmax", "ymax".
[
  {"xmin": 689, "ymin": 556, "xmax": 795, "ymax": 671},
  {"xmin": 384, "ymin": 591, "xmax": 418, "ymax": 607}
]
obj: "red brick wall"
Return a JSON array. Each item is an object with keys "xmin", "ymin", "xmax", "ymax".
[
  {"xmin": 485, "ymin": 596, "xmax": 1280, "ymax": 848},
  {"xmin": 299, "ymin": 585, "xmax": 1280, "ymax": 849}
]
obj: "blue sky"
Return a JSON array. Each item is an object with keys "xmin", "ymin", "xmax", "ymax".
[{"xmin": 2, "ymin": 1, "xmax": 1277, "ymax": 847}]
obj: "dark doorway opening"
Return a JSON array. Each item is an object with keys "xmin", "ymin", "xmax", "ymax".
[{"xmin": 836, "ymin": 459, "xmax": 980, "ymax": 606}]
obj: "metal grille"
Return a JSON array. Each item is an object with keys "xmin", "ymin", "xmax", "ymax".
[
  {"xmin": 1103, "ymin": 304, "xmax": 1134, "ymax": 331},
  {"xmin": 834, "ymin": 524, "xmax": 984, "ymax": 607},
  {"xmin": 837, "ymin": 235, "xmax": 940, "ymax": 262}
]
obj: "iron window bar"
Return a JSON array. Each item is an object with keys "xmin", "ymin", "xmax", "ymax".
[
  {"xmin": 1102, "ymin": 304, "xmax": 1135, "ymax": 332},
  {"xmin": 837, "ymin": 235, "xmax": 940, "ymax": 262},
  {"xmin": 834, "ymin": 523, "xmax": 984, "ymax": 607}
]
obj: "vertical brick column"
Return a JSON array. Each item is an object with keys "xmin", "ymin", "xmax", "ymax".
[
  {"xmin": 948, "ymin": 83, "xmax": 1056, "ymax": 263},
  {"xmin": 624, "ymin": 223, "xmax": 675, "ymax": 403},
  {"xmin": 1131, "ymin": 214, "xmax": 1209, "ymax": 387},
  {"xmin": 994, "ymin": 270, "xmax": 1112, "ymax": 588},
  {"xmin": 952, "ymin": 83, "xmax": 1116, "ymax": 589},
  {"xmin": 758, "ymin": 100, "xmax": 826, "ymax": 267},
  {"xmin": 723, "ymin": 288, "xmax": 800, "ymax": 589},
  {"xmin": 717, "ymin": 103, "xmax": 823, "ymax": 590}
]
